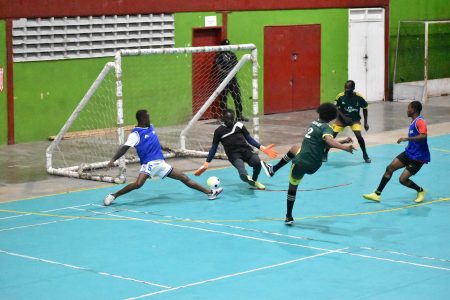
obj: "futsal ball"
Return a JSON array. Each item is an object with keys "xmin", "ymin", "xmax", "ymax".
[{"xmin": 207, "ymin": 176, "xmax": 221, "ymax": 188}]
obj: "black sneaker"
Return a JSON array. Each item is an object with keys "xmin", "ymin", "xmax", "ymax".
[
  {"xmin": 284, "ymin": 216, "xmax": 295, "ymax": 226},
  {"xmin": 261, "ymin": 161, "xmax": 274, "ymax": 177},
  {"xmin": 363, "ymin": 155, "xmax": 371, "ymax": 163}
]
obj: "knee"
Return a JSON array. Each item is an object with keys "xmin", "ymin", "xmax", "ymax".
[
  {"xmin": 289, "ymin": 145, "xmax": 300, "ymax": 155},
  {"xmin": 399, "ymin": 175, "xmax": 408, "ymax": 185},
  {"xmin": 134, "ymin": 181, "xmax": 145, "ymax": 189},
  {"xmin": 385, "ymin": 165, "xmax": 394, "ymax": 176}
]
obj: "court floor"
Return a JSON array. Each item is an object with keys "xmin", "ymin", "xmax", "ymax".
[{"xmin": 1, "ymin": 135, "xmax": 449, "ymax": 299}]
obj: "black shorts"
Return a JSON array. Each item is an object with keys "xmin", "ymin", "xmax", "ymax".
[
  {"xmin": 396, "ymin": 152, "xmax": 424, "ymax": 175},
  {"xmin": 227, "ymin": 147, "xmax": 256, "ymax": 164}
]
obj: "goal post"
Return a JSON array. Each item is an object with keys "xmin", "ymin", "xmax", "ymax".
[
  {"xmin": 393, "ymin": 20, "xmax": 450, "ymax": 103},
  {"xmin": 46, "ymin": 44, "xmax": 259, "ymax": 183}
]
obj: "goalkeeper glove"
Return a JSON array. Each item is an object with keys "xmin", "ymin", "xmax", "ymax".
[
  {"xmin": 194, "ymin": 162, "xmax": 209, "ymax": 176},
  {"xmin": 260, "ymin": 144, "xmax": 278, "ymax": 158}
]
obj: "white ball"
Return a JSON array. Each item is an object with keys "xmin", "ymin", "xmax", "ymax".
[{"xmin": 207, "ymin": 176, "xmax": 221, "ymax": 188}]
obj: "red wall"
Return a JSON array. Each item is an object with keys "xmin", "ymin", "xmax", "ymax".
[{"xmin": 0, "ymin": 0, "xmax": 389, "ymax": 18}]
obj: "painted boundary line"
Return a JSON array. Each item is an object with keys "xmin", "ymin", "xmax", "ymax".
[
  {"xmin": 125, "ymin": 248, "xmax": 347, "ymax": 300},
  {"xmin": 0, "ymin": 203, "xmax": 92, "ymax": 220},
  {"xmin": 0, "ymin": 249, "xmax": 171, "ymax": 289},
  {"xmin": 86, "ymin": 206, "xmax": 450, "ymax": 273},
  {"xmin": 100, "ymin": 205, "xmax": 450, "ymax": 268}
]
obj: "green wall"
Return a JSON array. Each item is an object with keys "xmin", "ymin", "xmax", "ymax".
[
  {"xmin": 0, "ymin": 20, "xmax": 7, "ymax": 144},
  {"xmin": 6, "ymin": 1, "xmax": 449, "ymax": 143},
  {"xmin": 389, "ymin": 0, "xmax": 450, "ymax": 84},
  {"xmin": 227, "ymin": 9, "xmax": 348, "ymax": 108}
]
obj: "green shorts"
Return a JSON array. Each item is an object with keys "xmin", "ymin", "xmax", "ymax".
[{"xmin": 289, "ymin": 160, "xmax": 321, "ymax": 185}]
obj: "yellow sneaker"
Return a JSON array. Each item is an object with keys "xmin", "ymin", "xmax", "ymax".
[
  {"xmin": 415, "ymin": 189, "xmax": 426, "ymax": 203},
  {"xmin": 363, "ymin": 192, "xmax": 381, "ymax": 202},
  {"xmin": 254, "ymin": 181, "xmax": 266, "ymax": 190}
]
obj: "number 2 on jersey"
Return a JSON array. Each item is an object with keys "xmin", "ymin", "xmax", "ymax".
[{"xmin": 305, "ymin": 127, "xmax": 314, "ymax": 139}]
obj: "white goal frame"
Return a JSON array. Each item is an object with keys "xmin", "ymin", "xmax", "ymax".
[
  {"xmin": 46, "ymin": 44, "xmax": 259, "ymax": 183},
  {"xmin": 393, "ymin": 20, "xmax": 450, "ymax": 103}
]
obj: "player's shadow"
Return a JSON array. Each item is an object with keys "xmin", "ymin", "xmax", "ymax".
[
  {"xmin": 111, "ymin": 194, "xmax": 192, "ymax": 207},
  {"xmin": 324, "ymin": 161, "xmax": 368, "ymax": 168}
]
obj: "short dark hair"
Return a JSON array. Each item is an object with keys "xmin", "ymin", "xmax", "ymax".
[
  {"xmin": 136, "ymin": 109, "xmax": 148, "ymax": 122},
  {"xmin": 221, "ymin": 39, "xmax": 230, "ymax": 45},
  {"xmin": 345, "ymin": 80, "xmax": 355, "ymax": 90},
  {"xmin": 410, "ymin": 101, "xmax": 422, "ymax": 114},
  {"xmin": 317, "ymin": 103, "xmax": 337, "ymax": 122}
]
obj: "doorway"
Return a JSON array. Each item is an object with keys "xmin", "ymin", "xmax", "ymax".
[
  {"xmin": 264, "ymin": 25, "xmax": 321, "ymax": 114},
  {"xmin": 348, "ymin": 8, "xmax": 385, "ymax": 102},
  {"xmin": 192, "ymin": 27, "xmax": 222, "ymax": 119}
]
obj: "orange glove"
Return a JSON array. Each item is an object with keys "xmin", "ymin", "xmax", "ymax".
[
  {"xmin": 194, "ymin": 162, "xmax": 209, "ymax": 176},
  {"xmin": 260, "ymin": 144, "xmax": 278, "ymax": 158}
]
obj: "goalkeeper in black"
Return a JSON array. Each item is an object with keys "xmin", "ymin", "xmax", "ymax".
[
  {"xmin": 195, "ymin": 109, "xmax": 277, "ymax": 190},
  {"xmin": 263, "ymin": 103, "xmax": 355, "ymax": 225}
]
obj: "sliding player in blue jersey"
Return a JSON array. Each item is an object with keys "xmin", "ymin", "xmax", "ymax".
[{"xmin": 104, "ymin": 110, "xmax": 223, "ymax": 205}]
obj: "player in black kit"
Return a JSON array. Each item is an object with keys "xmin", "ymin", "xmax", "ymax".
[{"xmin": 195, "ymin": 109, "xmax": 277, "ymax": 189}]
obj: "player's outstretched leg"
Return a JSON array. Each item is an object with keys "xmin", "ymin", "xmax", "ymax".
[
  {"xmin": 231, "ymin": 158, "xmax": 257, "ymax": 188},
  {"xmin": 168, "ymin": 168, "xmax": 223, "ymax": 200},
  {"xmin": 104, "ymin": 173, "xmax": 149, "ymax": 206},
  {"xmin": 285, "ymin": 172, "xmax": 303, "ymax": 226},
  {"xmin": 354, "ymin": 130, "xmax": 370, "ymax": 163},
  {"xmin": 363, "ymin": 157, "xmax": 404, "ymax": 202},
  {"xmin": 247, "ymin": 154, "xmax": 265, "ymax": 190},
  {"xmin": 268, "ymin": 145, "xmax": 299, "ymax": 177}
]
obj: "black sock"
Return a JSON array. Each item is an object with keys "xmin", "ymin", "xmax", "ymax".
[
  {"xmin": 376, "ymin": 175, "xmax": 390, "ymax": 195},
  {"xmin": 274, "ymin": 151, "xmax": 295, "ymax": 173},
  {"xmin": 357, "ymin": 136, "xmax": 368, "ymax": 157},
  {"xmin": 403, "ymin": 179, "xmax": 421, "ymax": 192},
  {"xmin": 286, "ymin": 190, "xmax": 297, "ymax": 217}
]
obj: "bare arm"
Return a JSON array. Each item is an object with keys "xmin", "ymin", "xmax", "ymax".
[
  {"xmin": 324, "ymin": 135, "xmax": 355, "ymax": 153},
  {"xmin": 107, "ymin": 145, "xmax": 130, "ymax": 167},
  {"xmin": 397, "ymin": 133, "xmax": 427, "ymax": 144},
  {"xmin": 363, "ymin": 108, "xmax": 369, "ymax": 131}
]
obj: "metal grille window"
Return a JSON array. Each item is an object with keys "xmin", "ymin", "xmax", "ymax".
[{"xmin": 12, "ymin": 14, "xmax": 175, "ymax": 62}]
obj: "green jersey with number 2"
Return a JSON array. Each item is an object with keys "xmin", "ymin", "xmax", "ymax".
[{"xmin": 293, "ymin": 120, "xmax": 334, "ymax": 167}]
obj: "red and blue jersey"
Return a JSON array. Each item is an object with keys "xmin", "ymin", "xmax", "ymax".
[
  {"xmin": 131, "ymin": 126, "xmax": 164, "ymax": 164},
  {"xmin": 405, "ymin": 116, "xmax": 430, "ymax": 163}
]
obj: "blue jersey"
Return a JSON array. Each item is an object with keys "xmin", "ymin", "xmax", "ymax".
[
  {"xmin": 405, "ymin": 116, "xmax": 430, "ymax": 163},
  {"xmin": 131, "ymin": 126, "xmax": 164, "ymax": 164}
]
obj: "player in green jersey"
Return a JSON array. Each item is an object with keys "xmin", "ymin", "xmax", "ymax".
[
  {"xmin": 323, "ymin": 80, "xmax": 371, "ymax": 163},
  {"xmin": 261, "ymin": 103, "xmax": 355, "ymax": 225}
]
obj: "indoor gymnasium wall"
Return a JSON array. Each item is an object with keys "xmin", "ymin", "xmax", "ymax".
[
  {"xmin": 226, "ymin": 9, "xmax": 348, "ymax": 108},
  {"xmin": 0, "ymin": 20, "xmax": 7, "ymax": 144}
]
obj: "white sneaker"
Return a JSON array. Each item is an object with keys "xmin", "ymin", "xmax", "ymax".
[
  {"xmin": 208, "ymin": 187, "xmax": 223, "ymax": 200},
  {"xmin": 261, "ymin": 161, "xmax": 274, "ymax": 177},
  {"xmin": 104, "ymin": 194, "xmax": 116, "ymax": 206}
]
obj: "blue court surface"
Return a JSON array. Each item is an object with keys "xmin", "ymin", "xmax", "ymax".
[{"xmin": 1, "ymin": 135, "xmax": 449, "ymax": 299}]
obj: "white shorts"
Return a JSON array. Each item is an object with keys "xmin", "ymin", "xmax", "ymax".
[{"xmin": 139, "ymin": 160, "xmax": 173, "ymax": 179}]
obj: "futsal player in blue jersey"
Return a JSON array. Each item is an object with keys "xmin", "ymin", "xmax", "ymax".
[
  {"xmin": 104, "ymin": 110, "xmax": 223, "ymax": 205},
  {"xmin": 363, "ymin": 101, "xmax": 430, "ymax": 203}
]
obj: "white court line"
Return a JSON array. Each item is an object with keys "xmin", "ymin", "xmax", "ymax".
[
  {"xmin": 359, "ymin": 246, "xmax": 450, "ymax": 263},
  {"xmin": 0, "ymin": 218, "xmax": 78, "ymax": 232},
  {"xmin": 126, "ymin": 248, "xmax": 347, "ymax": 299},
  {"xmin": 80, "ymin": 206, "xmax": 337, "ymax": 253},
  {"xmin": 0, "ymin": 203, "xmax": 92, "ymax": 220},
  {"xmin": 0, "ymin": 249, "xmax": 171, "ymax": 289},
  {"xmin": 90, "ymin": 206, "xmax": 450, "ymax": 273},
  {"xmin": 339, "ymin": 250, "xmax": 450, "ymax": 271}
]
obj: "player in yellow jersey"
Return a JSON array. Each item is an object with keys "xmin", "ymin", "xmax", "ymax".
[{"xmin": 323, "ymin": 80, "xmax": 371, "ymax": 163}]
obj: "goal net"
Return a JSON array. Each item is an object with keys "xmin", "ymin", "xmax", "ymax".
[
  {"xmin": 393, "ymin": 20, "xmax": 450, "ymax": 102},
  {"xmin": 46, "ymin": 44, "xmax": 259, "ymax": 183}
]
